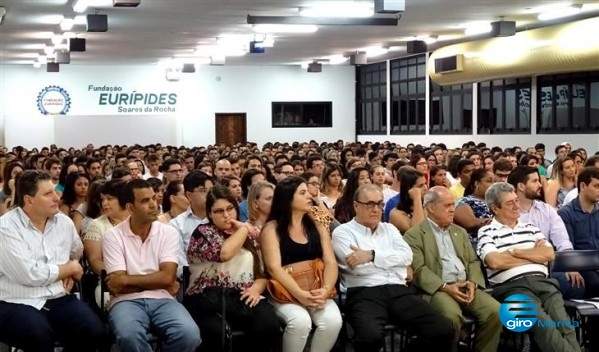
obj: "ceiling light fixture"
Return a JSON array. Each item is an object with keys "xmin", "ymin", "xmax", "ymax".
[
  {"xmin": 73, "ymin": 0, "xmax": 89, "ymax": 13},
  {"xmin": 248, "ymin": 15, "xmax": 398, "ymax": 26},
  {"xmin": 33, "ymin": 60, "xmax": 42, "ymax": 68},
  {"xmin": 360, "ymin": 46, "xmax": 389, "ymax": 57},
  {"xmin": 538, "ymin": 4, "xmax": 582, "ymax": 21},
  {"xmin": 60, "ymin": 18, "xmax": 75, "ymax": 30},
  {"xmin": 51, "ymin": 34, "xmax": 64, "ymax": 45},
  {"xmin": 324, "ymin": 55, "xmax": 348, "ymax": 65},
  {"xmin": 252, "ymin": 24, "xmax": 318, "ymax": 34},
  {"xmin": 463, "ymin": 22, "xmax": 492, "ymax": 36},
  {"xmin": 44, "ymin": 45, "xmax": 55, "ymax": 55},
  {"xmin": 299, "ymin": 2, "xmax": 374, "ymax": 18}
]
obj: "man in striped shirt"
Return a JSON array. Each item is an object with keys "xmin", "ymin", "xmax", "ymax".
[
  {"xmin": 0, "ymin": 170, "xmax": 103, "ymax": 351},
  {"xmin": 477, "ymin": 182, "xmax": 580, "ymax": 352}
]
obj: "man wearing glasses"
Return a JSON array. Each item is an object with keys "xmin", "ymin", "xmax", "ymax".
[
  {"xmin": 162, "ymin": 159, "xmax": 185, "ymax": 185},
  {"xmin": 170, "ymin": 171, "xmax": 214, "ymax": 276},
  {"xmin": 332, "ymin": 184, "xmax": 454, "ymax": 352}
]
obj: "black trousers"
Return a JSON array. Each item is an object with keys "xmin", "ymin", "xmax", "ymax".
[
  {"xmin": 0, "ymin": 294, "xmax": 104, "ymax": 352},
  {"xmin": 185, "ymin": 294, "xmax": 281, "ymax": 352},
  {"xmin": 346, "ymin": 284, "xmax": 454, "ymax": 352}
]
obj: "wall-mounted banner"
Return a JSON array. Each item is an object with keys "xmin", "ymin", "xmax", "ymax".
[
  {"xmin": 37, "ymin": 85, "xmax": 71, "ymax": 115},
  {"xmin": 88, "ymin": 85, "xmax": 178, "ymax": 113}
]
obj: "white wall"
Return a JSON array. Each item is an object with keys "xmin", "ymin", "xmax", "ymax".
[{"xmin": 0, "ymin": 64, "xmax": 355, "ymax": 149}]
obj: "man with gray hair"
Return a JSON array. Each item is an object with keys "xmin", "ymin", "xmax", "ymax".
[
  {"xmin": 477, "ymin": 182, "xmax": 580, "ymax": 352},
  {"xmin": 332, "ymin": 184, "xmax": 453, "ymax": 352},
  {"xmin": 404, "ymin": 186, "xmax": 501, "ymax": 352}
]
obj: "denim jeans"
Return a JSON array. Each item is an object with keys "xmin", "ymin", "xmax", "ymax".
[{"xmin": 109, "ymin": 298, "xmax": 201, "ymax": 352}]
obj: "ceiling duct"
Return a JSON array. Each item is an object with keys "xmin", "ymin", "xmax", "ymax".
[
  {"xmin": 428, "ymin": 17, "xmax": 599, "ymax": 86},
  {"xmin": 307, "ymin": 62, "xmax": 322, "ymax": 73},
  {"xmin": 247, "ymin": 15, "xmax": 398, "ymax": 26},
  {"xmin": 374, "ymin": 0, "xmax": 405, "ymax": 14}
]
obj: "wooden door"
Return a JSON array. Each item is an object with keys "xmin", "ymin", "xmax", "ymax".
[{"xmin": 214, "ymin": 113, "xmax": 247, "ymax": 146}]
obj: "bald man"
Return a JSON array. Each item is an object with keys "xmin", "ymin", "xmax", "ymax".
[
  {"xmin": 404, "ymin": 186, "xmax": 501, "ymax": 352},
  {"xmin": 213, "ymin": 159, "xmax": 232, "ymax": 182}
]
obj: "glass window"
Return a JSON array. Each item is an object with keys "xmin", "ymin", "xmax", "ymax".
[
  {"xmin": 537, "ymin": 71, "xmax": 599, "ymax": 133},
  {"xmin": 478, "ymin": 78, "xmax": 531, "ymax": 134},
  {"xmin": 390, "ymin": 54, "xmax": 427, "ymax": 134},
  {"xmin": 356, "ymin": 62, "xmax": 387, "ymax": 134},
  {"xmin": 271, "ymin": 102, "xmax": 332, "ymax": 128},
  {"xmin": 430, "ymin": 83, "xmax": 473, "ymax": 134}
]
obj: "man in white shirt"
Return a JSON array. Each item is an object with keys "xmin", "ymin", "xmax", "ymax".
[
  {"xmin": 170, "ymin": 170, "xmax": 213, "ymax": 273},
  {"xmin": 0, "ymin": 170, "xmax": 103, "ymax": 351},
  {"xmin": 332, "ymin": 184, "xmax": 453, "ymax": 352}
]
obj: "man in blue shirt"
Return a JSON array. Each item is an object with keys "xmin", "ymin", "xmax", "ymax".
[{"xmin": 558, "ymin": 166, "xmax": 599, "ymax": 297}]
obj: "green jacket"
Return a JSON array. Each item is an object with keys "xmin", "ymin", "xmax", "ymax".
[{"xmin": 403, "ymin": 219, "xmax": 486, "ymax": 302}]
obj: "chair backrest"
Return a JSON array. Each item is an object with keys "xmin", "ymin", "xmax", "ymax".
[{"xmin": 552, "ymin": 249, "xmax": 599, "ymax": 272}]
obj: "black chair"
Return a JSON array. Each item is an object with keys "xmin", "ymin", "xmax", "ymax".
[
  {"xmin": 551, "ymin": 249, "xmax": 599, "ymax": 349},
  {"xmin": 181, "ymin": 266, "xmax": 246, "ymax": 352}
]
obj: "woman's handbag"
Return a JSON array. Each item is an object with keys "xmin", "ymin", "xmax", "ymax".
[{"xmin": 267, "ymin": 258, "xmax": 336, "ymax": 304}]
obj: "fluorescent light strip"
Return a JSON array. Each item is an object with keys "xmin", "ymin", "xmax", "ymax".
[
  {"xmin": 300, "ymin": 2, "xmax": 374, "ymax": 18},
  {"xmin": 60, "ymin": 18, "xmax": 75, "ymax": 31},
  {"xmin": 73, "ymin": 0, "xmax": 88, "ymax": 13},
  {"xmin": 538, "ymin": 5, "xmax": 582, "ymax": 21},
  {"xmin": 253, "ymin": 24, "xmax": 318, "ymax": 34}
]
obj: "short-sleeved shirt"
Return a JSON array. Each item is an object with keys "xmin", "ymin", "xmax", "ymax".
[
  {"xmin": 186, "ymin": 224, "xmax": 256, "ymax": 296},
  {"xmin": 103, "ymin": 218, "xmax": 180, "ymax": 306},
  {"xmin": 477, "ymin": 219, "xmax": 551, "ymax": 285}
]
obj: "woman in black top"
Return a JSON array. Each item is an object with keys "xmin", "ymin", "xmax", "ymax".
[{"xmin": 261, "ymin": 177, "xmax": 342, "ymax": 352}]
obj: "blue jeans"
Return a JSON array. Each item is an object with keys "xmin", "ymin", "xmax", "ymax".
[{"xmin": 109, "ymin": 298, "xmax": 201, "ymax": 352}]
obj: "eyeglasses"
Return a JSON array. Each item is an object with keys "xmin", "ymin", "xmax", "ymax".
[
  {"xmin": 212, "ymin": 205, "xmax": 236, "ymax": 216},
  {"xmin": 307, "ymin": 181, "xmax": 321, "ymax": 187},
  {"xmin": 279, "ymin": 171, "xmax": 295, "ymax": 176},
  {"xmin": 355, "ymin": 200, "xmax": 385, "ymax": 210},
  {"xmin": 416, "ymin": 162, "xmax": 428, "ymax": 166},
  {"xmin": 168, "ymin": 169, "xmax": 183, "ymax": 174}
]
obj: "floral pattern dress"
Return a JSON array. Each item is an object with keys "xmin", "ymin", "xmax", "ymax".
[
  {"xmin": 455, "ymin": 195, "xmax": 493, "ymax": 247},
  {"xmin": 186, "ymin": 223, "xmax": 254, "ymax": 296}
]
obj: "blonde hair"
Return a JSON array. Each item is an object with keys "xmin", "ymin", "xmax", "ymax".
[{"xmin": 247, "ymin": 181, "xmax": 275, "ymax": 222}]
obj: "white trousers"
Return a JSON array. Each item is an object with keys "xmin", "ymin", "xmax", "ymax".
[{"xmin": 271, "ymin": 299, "xmax": 342, "ymax": 352}]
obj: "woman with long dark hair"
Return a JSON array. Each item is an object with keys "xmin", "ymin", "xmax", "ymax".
[
  {"xmin": 389, "ymin": 168, "xmax": 427, "ymax": 233},
  {"xmin": 184, "ymin": 186, "xmax": 280, "ymax": 352},
  {"xmin": 453, "ymin": 168, "xmax": 494, "ymax": 243},
  {"xmin": 157, "ymin": 180, "xmax": 189, "ymax": 224},
  {"xmin": 334, "ymin": 167, "xmax": 371, "ymax": 224},
  {"xmin": 0, "ymin": 160, "xmax": 24, "ymax": 215},
  {"xmin": 261, "ymin": 177, "xmax": 342, "ymax": 352},
  {"xmin": 59, "ymin": 172, "xmax": 90, "ymax": 217}
]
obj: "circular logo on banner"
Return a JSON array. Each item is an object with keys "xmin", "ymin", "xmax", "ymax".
[
  {"xmin": 499, "ymin": 294, "xmax": 538, "ymax": 332},
  {"xmin": 37, "ymin": 85, "xmax": 71, "ymax": 115}
]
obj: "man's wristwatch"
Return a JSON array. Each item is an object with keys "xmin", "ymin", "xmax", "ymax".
[{"xmin": 371, "ymin": 250, "xmax": 375, "ymax": 262}]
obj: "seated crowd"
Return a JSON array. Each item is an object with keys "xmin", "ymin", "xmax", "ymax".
[{"xmin": 0, "ymin": 139, "xmax": 597, "ymax": 352}]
